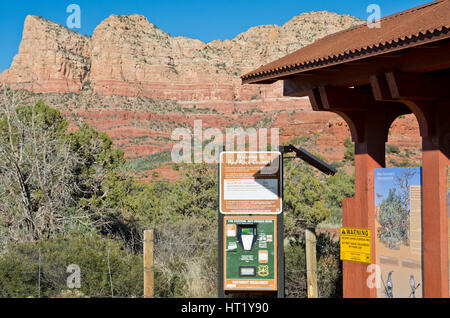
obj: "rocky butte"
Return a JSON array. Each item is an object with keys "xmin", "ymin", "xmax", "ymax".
[{"xmin": 0, "ymin": 12, "xmax": 422, "ymax": 179}]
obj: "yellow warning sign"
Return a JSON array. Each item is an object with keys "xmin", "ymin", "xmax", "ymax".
[{"xmin": 340, "ymin": 227, "xmax": 371, "ymax": 264}]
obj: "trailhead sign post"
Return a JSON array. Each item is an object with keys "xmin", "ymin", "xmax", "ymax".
[
  {"xmin": 218, "ymin": 151, "xmax": 284, "ymax": 298},
  {"xmin": 217, "ymin": 147, "xmax": 337, "ymax": 298}
]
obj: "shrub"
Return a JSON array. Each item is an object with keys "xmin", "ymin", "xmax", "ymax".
[
  {"xmin": 316, "ymin": 233, "xmax": 342, "ymax": 298},
  {"xmin": 154, "ymin": 257, "xmax": 188, "ymax": 298},
  {"xmin": 0, "ymin": 232, "xmax": 142, "ymax": 298},
  {"xmin": 386, "ymin": 144, "xmax": 400, "ymax": 154},
  {"xmin": 124, "ymin": 151, "xmax": 172, "ymax": 172},
  {"xmin": 284, "ymin": 243, "xmax": 307, "ymax": 298}
]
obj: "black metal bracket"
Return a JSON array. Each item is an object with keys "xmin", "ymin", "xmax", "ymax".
[{"xmin": 279, "ymin": 144, "xmax": 337, "ymax": 176}]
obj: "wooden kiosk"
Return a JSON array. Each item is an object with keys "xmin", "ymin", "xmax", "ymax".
[{"xmin": 242, "ymin": 0, "xmax": 450, "ymax": 298}]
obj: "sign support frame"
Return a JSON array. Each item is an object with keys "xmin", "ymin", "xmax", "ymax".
[
  {"xmin": 218, "ymin": 144, "xmax": 335, "ymax": 298},
  {"xmin": 218, "ymin": 148, "xmax": 285, "ymax": 298}
]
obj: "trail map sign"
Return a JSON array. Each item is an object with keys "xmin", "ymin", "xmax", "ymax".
[
  {"xmin": 340, "ymin": 227, "xmax": 371, "ymax": 264},
  {"xmin": 223, "ymin": 215, "xmax": 277, "ymax": 291},
  {"xmin": 219, "ymin": 152, "xmax": 282, "ymax": 214},
  {"xmin": 374, "ymin": 167, "xmax": 423, "ymax": 298}
]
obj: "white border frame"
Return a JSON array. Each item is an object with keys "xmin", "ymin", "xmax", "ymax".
[{"xmin": 219, "ymin": 151, "xmax": 283, "ymax": 215}]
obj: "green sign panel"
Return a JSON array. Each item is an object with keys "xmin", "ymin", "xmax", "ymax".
[{"xmin": 223, "ymin": 216, "xmax": 277, "ymax": 291}]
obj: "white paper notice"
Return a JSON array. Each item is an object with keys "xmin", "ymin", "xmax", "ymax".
[{"xmin": 223, "ymin": 179, "xmax": 278, "ymax": 200}]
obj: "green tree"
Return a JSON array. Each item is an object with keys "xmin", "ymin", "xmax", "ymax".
[
  {"xmin": 284, "ymin": 161, "xmax": 331, "ymax": 233},
  {"xmin": 324, "ymin": 172, "xmax": 355, "ymax": 225},
  {"xmin": 168, "ymin": 163, "xmax": 218, "ymax": 220},
  {"xmin": 69, "ymin": 123, "xmax": 125, "ymax": 200},
  {"xmin": 0, "ymin": 97, "xmax": 126, "ymax": 244},
  {"xmin": 0, "ymin": 100, "xmax": 88, "ymax": 242}
]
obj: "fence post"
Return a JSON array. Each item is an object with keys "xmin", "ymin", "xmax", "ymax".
[
  {"xmin": 144, "ymin": 229, "xmax": 154, "ymax": 298},
  {"xmin": 38, "ymin": 247, "xmax": 41, "ymax": 298},
  {"xmin": 305, "ymin": 227, "xmax": 318, "ymax": 298}
]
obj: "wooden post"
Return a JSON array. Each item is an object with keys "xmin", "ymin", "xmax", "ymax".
[
  {"xmin": 305, "ymin": 227, "xmax": 318, "ymax": 298},
  {"xmin": 144, "ymin": 229, "xmax": 154, "ymax": 298},
  {"xmin": 421, "ymin": 145, "xmax": 449, "ymax": 297},
  {"xmin": 38, "ymin": 247, "xmax": 41, "ymax": 298}
]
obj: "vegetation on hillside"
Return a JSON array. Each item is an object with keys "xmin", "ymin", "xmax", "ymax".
[{"xmin": 0, "ymin": 93, "xmax": 356, "ymax": 297}]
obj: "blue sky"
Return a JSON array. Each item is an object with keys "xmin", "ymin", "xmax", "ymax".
[{"xmin": 0, "ymin": 0, "xmax": 431, "ymax": 73}]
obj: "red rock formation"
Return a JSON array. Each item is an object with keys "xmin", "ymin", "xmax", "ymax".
[
  {"xmin": 0, "ymin": 12, "xmax": 422, "ymax": 178},
  {"xmin": 1, "ymin": 12, "xmax": 362, "ymax": 100},
  {"xmin": 1, "ymin": 16, "xmax": 90, "ymax": 93}
]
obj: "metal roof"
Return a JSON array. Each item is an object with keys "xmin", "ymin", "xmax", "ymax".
[{"xmin": 242, "ymin": 0, "xmax": 450, "ymax": 84}]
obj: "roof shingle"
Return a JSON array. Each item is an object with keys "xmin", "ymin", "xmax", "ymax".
[{"xmin": 242, "ymin": 0, "xmax": 450, "ymax": 83}]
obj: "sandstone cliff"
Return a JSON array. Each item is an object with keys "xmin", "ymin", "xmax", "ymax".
[
  {"xmin": 2, "ymin": 15, "xmax": 90, "ymax": 93},
  {"xmin": 1, "ymin": 12, "xmax": 363, "ymax": 100},
  {"xmin": 0, "ymin": 12, "xmax": 422, "ymax": 179}
]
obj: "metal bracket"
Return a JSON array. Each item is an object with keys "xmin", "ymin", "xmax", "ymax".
[{"xmin": 279, "ymin": 144, "xmax": 337, "ymax": 175}]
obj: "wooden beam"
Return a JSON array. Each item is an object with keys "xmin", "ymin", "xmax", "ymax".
[
  {"xmin": 284, "ymin": 78, "xmax": 312, "ymax": 97},
  {"xmin": 347, "ymin": 62, "xmax": 371, "ymax": 66},
  {"xmin": 374, "ymin": 55, "xmax": 404, "ymax": 58},
  {"xmin": 263, "ymin": 39, "xmax": 450, "ymax": 92},
  {"xmin": 319, "ymin": 68, "xmax": 342, "ymax": 72},
  {"xmin": 318, "ymin": 86, "xmax": 373, "ymax": 110},
  {"xmin": 385, "ymin": 72, "xmax": 450, "ymax": 100},
  {"xmin": 317, "ymin": 86, "xmax": 410, "ymax": 113},
  {"xmin": 370, "ymin": 74, "xmax": 394, "ymax": 101},
  {"xmin": 413, "ymin": 45, "xmax": 441, "ymax": 49},
  {"xmin": 307, "ymin": 88, "xmax": 324, "ymax": 111}
]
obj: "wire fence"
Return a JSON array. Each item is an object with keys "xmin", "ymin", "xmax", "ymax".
[{"xmin": 0, "ymin": 229, "xmax": 342, "ymax": 298}]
